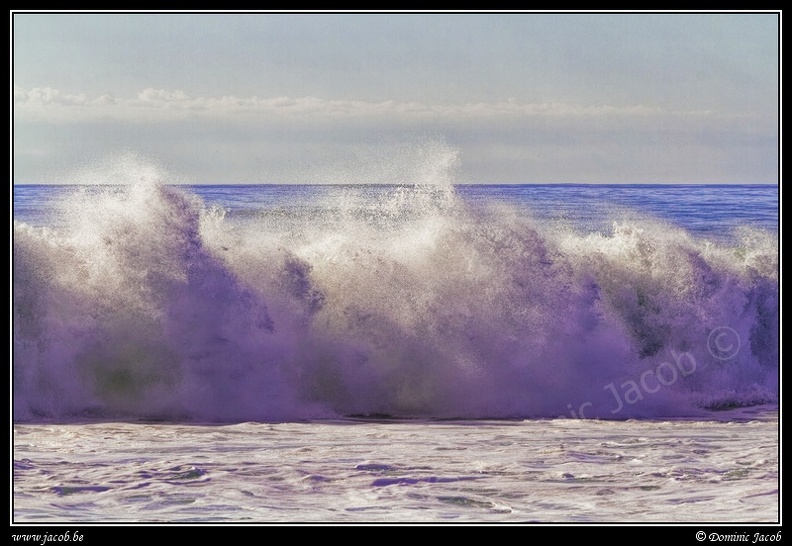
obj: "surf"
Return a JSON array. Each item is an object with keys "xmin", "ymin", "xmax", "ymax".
[{"xmin": 12, "ymin": 155, "xmax": 778, "ymax": 422}]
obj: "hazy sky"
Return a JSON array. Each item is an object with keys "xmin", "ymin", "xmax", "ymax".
[{"xmin": 12, "ymin": 12, "xmax": 780, "ymax": 184}]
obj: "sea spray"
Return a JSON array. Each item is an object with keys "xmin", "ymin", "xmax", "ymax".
[{"xmin": 13, "ymin": 154, "xmax": 778, "ymax": 422}]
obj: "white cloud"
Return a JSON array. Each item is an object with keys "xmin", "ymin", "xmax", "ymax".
[
  {"xmin": 13, "ymin": 86, "xmax": 715, "ymax": 125},
  {"xmin": 12, "ymin": 86, "xmax": 777, "ymax": 185}
]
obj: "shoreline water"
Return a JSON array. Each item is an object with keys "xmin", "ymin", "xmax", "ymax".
[{"xmin": 13, "ymin": 406, "xmax": 779, "ymax": 523}]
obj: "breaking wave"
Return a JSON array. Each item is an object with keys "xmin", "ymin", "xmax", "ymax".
[{"xmin": 13, "ymin": 155, "xmax": 778, "ymax": 422}]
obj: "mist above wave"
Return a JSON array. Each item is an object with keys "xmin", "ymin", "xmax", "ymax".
[{"xmin": 13, "ymin": 153, "xmax": 778, "ymax": 422}]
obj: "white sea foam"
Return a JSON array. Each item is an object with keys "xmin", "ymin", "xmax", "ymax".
[{"xmin": 12, "ymin": 153, "xmax": 778, "ymax": 422}]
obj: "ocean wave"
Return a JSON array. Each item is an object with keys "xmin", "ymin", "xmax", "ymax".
[{"xmin": 13, "ymin": 172, "xmax": 778, "ymax": 422}]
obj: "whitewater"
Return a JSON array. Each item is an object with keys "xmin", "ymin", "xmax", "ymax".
[{"xmin": 12, "ymin": 153, "xmax": 779, "ymax": 523}]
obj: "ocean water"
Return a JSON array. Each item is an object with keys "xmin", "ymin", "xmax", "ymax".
[{"xmin": 12, "ymin": 169, "xmax": 779, "ymax": 523}]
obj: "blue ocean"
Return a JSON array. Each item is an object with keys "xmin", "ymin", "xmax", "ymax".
[{"xmin": 12, "ymin": 174, "xmax": 779, "ymax": 522}]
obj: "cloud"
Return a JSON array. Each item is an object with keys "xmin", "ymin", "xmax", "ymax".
[
  {"xmin": 12, "ymin": 86, "xmax": 777, "ymax": 185},
  {"xmin": 13, "ymin": 86, "xmax": 717, "ymax": 125}
]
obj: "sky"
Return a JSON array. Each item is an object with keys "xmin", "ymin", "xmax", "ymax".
[{"xmin": 12, "ymin": 11, "xmax": 780, "ymax": 184}]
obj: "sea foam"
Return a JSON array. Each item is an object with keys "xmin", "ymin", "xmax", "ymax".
[{"xmin": 12, "ymin": 154, "xmax": 778, "ymax": 422}]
